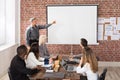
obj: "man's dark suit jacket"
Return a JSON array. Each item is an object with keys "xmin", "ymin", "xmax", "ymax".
[{"xmin": 10, "ymin": 55, "xmax": 39, "ymax": 80}]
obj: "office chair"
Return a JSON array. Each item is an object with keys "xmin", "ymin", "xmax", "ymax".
[
  {"xmin": 99, "ymin": 68, "xmax": 107, "ymax": 80},
  {"xmin": 96, "ymin": 56, "xmax": 100, "ymax": 61},
  {"xmin": 80, "ymin": 75, "xmax": 87, "ymax": 80},
  {"xmin": 8, "ymin": 68, "xmax": 13, "ymax": 80}
]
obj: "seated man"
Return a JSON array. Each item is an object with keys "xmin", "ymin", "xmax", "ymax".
[{"xmin": 9, "ymin": 45, "xmax": 40, "ymax": 80}]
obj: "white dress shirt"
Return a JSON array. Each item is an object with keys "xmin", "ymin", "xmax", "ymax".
[
  {"xmin": 76, "ymin": 63, "xmax": 98, "ymax": 80},
  {"xmin": 26, "ymin": 52, "xmax": 44, "ymax": 69}
]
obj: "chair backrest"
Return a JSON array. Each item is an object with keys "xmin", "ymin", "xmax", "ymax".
[
  {"xmin": 96, "ymin": 56, "xmax": 100, "ymax": 61},
  {"xmin": 8, "ymin": 68, "xmax": 13, "ymax": 80},
  {"xmin": 99, "ymin": 68, "xmax": 107, "ymax": 80},
  {"xmin": 80, "ymin": 75, "xmax": 87, "ymax": 80}
]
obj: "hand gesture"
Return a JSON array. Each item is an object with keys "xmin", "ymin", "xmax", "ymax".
[{"xmin": 52, "ymin": 21, "xmax": 56, "ymax": 24}]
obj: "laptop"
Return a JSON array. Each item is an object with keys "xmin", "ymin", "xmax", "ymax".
[
  {"xmin": 60, "ymin": 59, "xmax": 76, "ymax": 72},
  {"xmin": 60, "ymin": 59, "xmax": 67, "ymax": 67},
  {"xmin": 66, "ymin": 65, "xmax": 77, "ymax": 72}
]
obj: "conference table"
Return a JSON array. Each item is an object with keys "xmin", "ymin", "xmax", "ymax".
[
  {"xmin": 30, "ymin": 68, "xmax": 80, "ymax": 80},
  {"xmin": 30, "ymin": 55, "xmax": 86, "ymax": 80}
]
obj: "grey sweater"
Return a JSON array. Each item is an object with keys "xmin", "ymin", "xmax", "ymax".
[
  {"xmin": 39, "ymin": 44, "xmax": 50, "ymax": 58},
  {"xmin": 25, "ymin": 24, "xmax": 52, "ymax": 46}
]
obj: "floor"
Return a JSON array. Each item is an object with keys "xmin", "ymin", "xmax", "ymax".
[
  {"xmin": 98, "ymin": 67, "xmax": 120, "ymax": 80},
  {"xmin": 0, "ymin": 73, "xmax": 9, "ymax": 80},
  {"xmin": 0, "ymin": 67, "xmax": 120, "ymax": 80}
]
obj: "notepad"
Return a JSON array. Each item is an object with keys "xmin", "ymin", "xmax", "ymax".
[{"xmin": 46, "ymin": 70, "xmax": 54, "ymax": 72}]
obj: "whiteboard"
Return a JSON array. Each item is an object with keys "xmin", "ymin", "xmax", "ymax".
[{"xmin": 47, "ymin": 5, "xmax": 98, "ymax": 44}]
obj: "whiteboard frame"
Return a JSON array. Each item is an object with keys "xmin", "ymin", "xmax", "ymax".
[{"xmin": 46, "ymin": 5, "xmax": 99, "ymax": 45}]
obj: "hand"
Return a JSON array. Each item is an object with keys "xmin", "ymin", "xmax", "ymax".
[
  {"xmin": 36, "ymin": 65, "xmax": 43, "ymax": 70},
  {"xmin": 52, "ymin": 21, "xmax": 56, "ymax": 24},
  {"xmin": 37, "ymin": 65, "xmax": 46, "ymax": 73},
  {"xmin": 49, "ymin": 58, "xmax": 53, "ymax": 64}
]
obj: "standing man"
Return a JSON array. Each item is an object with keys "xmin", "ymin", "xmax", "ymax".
[{"xmin": 25, "ymin": 17, "xmax": 56, "ymax": 47}]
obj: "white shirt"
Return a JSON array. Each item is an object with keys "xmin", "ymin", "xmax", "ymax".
[
  {"xmin": 76, "ymin": 63, "xmax": 98, "ymax": 80},
  {"xmin": 26, "ymin": 52, "xmax": 44, "ymax": 69}
]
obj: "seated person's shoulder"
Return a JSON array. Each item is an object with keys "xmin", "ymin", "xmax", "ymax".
[{"xmin": 29, "ymin": 52, "xmax": 34, "ymax": 56}]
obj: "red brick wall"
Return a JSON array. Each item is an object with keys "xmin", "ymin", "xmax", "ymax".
[{"xmin": 20, "ymin": 0, "xmax": 120, "ymax": 61}]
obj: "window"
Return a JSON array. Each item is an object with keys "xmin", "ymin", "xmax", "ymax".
[
  {"xmin": 0, "ymin": 0, "xmax": 16, "ymax": 46},
  {"xmin": 0, "ymin": 0, "xmax": 5, "ymax": 45}
]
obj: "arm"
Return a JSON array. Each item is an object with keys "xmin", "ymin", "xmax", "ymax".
[
  {"xmin": 38, "ymin": 57, "xmax": 45, "ymax": 61},
  {"xmin": 76, "ymin": 63, "xmax": 88, "ymax": 74},
  {"xmin": 37, "ymin": 21, "xmax": 56, "ymax": 29},
  {"xmin": 15, "ymin": 59, "xmax": 39, "ymax": 75},
  {"xmin": 44, "ymin": 44, "xmax": 50, "ymax": 57},
  {"xmin": 39, "ymin": 46, "xmax": 44, "ymax": 57},
  {"xmin": 28, "ymin": 52, "xmax": 44, "ymax": 66}
]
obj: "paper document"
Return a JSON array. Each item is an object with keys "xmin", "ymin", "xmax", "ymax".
[{"xmin": 42, "ymin": 64, "xmax": 52, "ymax": 67}]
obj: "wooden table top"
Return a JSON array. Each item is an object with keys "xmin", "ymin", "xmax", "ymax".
[{"xmin": 29, "ymin": 55, "xmax": 82, "ymax": 80}]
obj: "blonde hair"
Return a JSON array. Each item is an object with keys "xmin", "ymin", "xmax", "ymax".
[
  {"xmin": 83, "ymin": 47, "xmax": 98, "ymax": 73},
  {"xmin": 39, "ymin": 35, "xmax": 47, "ymax": 45}
]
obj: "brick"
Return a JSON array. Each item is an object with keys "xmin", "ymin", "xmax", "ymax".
[{"xmin": 20, "ymin": 0, "xmax": 120, "ymax": 61}]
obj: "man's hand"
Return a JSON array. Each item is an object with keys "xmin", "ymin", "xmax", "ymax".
[{"xmin": 52, "ymin": 21, "xmax": 56, "ymax": 24}]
